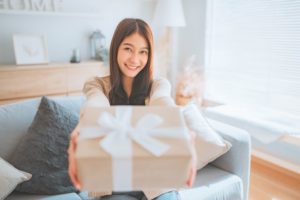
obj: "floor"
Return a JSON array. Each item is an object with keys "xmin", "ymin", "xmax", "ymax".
[{"xmin": 249, "ymin": 156, "xmax": 300, "ymax": 200}]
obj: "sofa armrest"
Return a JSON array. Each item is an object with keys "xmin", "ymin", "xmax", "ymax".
[{"xmin": 207, "ymin": 118, "xmax": 251, "ymax": 200}]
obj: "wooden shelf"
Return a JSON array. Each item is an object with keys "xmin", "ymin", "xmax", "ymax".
[
  {"xmin": 0, "ymin": 61, "xmax": 106, "ymax": 70},
  {"xmin": 0, "ymin": 61, "xmax": 109, "ymax": 104}
]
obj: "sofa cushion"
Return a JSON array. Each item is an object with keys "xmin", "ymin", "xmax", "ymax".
[
  {"xmin": 9, "ymin": 96, "xmax": 78, "ymax": 194},
  {"xmin": 0, "ymin": 98, "xmax": 41, "ymax": 160},
  {"xmin": 6, "ymin": 192, "xmax": 82, "ymax": 200},
  {"xmin": 0, "ymin": 157, "xmax": 32, "ymax": 200},
  {"xmin": 179, "ymin": 165, "xmax": 243, "ymax": 200},
  {"xmin": 182, "ymin": 104, "xmax": 231, "ymax": 170},
  {"xmin": 0, "ymin": 96, "xmax": 85, "ymax": 161},
  {"xmin": 49, "ymin": 96, "xmax": 85, "ymax": 115}
]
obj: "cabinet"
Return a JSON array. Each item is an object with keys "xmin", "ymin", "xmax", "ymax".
[{"xmin": 0, "ymin": 61, "xmax": 109, "ymax": 104}]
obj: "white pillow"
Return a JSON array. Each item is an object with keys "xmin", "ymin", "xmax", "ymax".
[
  {"xmin": 0, "ymin": 157, "xmax": 32, "ymax": 199},
  {"xmin": 182, "ymin": 104, "xmax": 232, "ymax": 170}
]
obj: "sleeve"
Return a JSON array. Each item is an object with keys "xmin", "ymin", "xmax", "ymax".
[
  {"xmin": 80, "ymin": 77, "xmax": 110, "ymax": 117},
  {"xmin": 148, "ymin": 78, "xmax": 176, "ymax": 106}
]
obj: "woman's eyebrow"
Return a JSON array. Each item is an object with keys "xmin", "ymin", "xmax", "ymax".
[
  {"xmin": 123, "ymin": 43, "xmax": 133, "ymax": 47},
  {"xmin": 122, "ymin": 43, "xmax": 148, "ymax": 50}
]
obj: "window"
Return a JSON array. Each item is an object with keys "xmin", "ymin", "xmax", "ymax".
[{"xmin": 204, "ymin": 0, "xmax": 300, "ymax": 117}]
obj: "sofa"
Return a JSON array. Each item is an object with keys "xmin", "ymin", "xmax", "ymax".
[{"xmin": 0, "ymin": 96, "xmax": 251, "ymax": 200}]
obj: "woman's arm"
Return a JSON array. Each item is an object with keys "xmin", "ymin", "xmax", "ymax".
[
  {"xmin": 69, "ymin": 76, "xmax": 110, "ymax": 189},
  {"xmin": 149, "ymin": 78, "xmax": 198, "ymax": 187},
  {"xmin": 80, "ymin": 77, "xmax": 110, "ymax": 117},
  {"xmin": 148, "ymin": 78, "xmax": 176, "ymax": 106}
]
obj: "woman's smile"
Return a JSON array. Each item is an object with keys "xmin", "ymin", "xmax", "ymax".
[
  {"xmin": 125, "ymin": 63, "xmax": 140, "ymax": 71},
  {"xmin": 117, "ymin": 32, "xmax": 149, "ymax": 78}
]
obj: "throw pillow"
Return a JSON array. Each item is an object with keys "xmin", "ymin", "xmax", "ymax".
[
  {"xmin": 9, "ymin": 96, "xmax": 78, "ymax": 194},
  {"xmin": 0, "ymin": 157, "xmax": 31, "ymax": 199},
  {"xmin": 182, "ymin": 103, "xmax": 232, "ymax": 170}
]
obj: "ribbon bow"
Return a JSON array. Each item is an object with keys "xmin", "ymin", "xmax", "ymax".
[{"xmin": 79, "ymin": 107, "xmax": 185, "ymax": 157}]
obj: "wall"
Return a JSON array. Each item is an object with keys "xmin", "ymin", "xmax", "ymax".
[
  {"xmin": 0, "ymin": 0, "xmax": 155, "ymax": 65},
  {"xmin": 178, "ymin": 0, "xmax": 206, "ymax": 71},
  {"xmin": 0, "ymin": 0, "xmax": 208, "ymax": 83}
]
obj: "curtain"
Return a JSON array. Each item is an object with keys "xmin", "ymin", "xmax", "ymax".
[{"xmin": 204, "ymin": 0, "xmax": 300, "ymax": 117}]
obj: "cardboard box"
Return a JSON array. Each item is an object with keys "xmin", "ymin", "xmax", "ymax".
[{"xmin": 75, "ymin": 106, "xmax": 192, "ymax": 192}]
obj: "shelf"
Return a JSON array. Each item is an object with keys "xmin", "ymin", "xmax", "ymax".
[
  {"xmin": 0, "ymin": 61, "xmax": 108, "ymax": 70},
  {"xmin": 0, "ymin": 61, "xmax": 109, "ymax": 104}
]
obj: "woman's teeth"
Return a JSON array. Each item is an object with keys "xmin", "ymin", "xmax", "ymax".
[{"xmin": 127, "ymin": 64, "xmax": 138, "ymax": 70}]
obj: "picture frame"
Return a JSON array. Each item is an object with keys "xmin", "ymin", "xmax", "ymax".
[{"xmin": 13, "ymin": 34, "xmax": 49, "ymax": 65}]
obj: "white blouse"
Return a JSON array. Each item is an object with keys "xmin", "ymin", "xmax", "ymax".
[
  {"xmin": 80, "ymin": 76, "xmax": 177, "ymax": 199},
  {"xmin": 80, "ymin": 76, "xmax": 175, "ymax": 115}
]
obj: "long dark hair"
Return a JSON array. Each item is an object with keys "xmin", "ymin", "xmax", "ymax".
[{"xmin": 109, "ymin": 18, "xmax": 154, "ymax": 105}]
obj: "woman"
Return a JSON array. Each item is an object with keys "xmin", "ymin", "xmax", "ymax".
[{"xmin": 68, "ymin": 18, "xmax": 193, "ymax": 200}]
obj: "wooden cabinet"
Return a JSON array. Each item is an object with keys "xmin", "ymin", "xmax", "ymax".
[{"xmin": 0, "ymin": 61, "xmax": 109, "ymax": 104}]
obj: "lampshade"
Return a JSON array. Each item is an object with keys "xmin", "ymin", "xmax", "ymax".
[{"xmin": 153, "ymin": 0, "xmax": 186, "ymax": 27}]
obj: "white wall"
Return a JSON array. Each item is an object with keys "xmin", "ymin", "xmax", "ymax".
[
  {"xmin": 0, "ymin": 0, "xmax": 155, "ymax": 65},
  {"xmin": 0, "ymin": 0, "xmax": 207, "ymax": 73},
  {"xmin": 178, "ymin": 0, "xmax": 206, "ymax": 71}
]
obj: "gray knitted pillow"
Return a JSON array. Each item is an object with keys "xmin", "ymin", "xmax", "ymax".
[{"xmin": 9, "ymin": 97, "xmax": 78, "ymax": 194}]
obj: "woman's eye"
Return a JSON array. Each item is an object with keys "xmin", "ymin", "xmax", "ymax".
[
  {"xmin": 124, "ymin": 47, "xmax": 132, "ymax": 52},
  {"xmin": 140, "ymin": 50, "xmax": 148, "ymax": 55}
]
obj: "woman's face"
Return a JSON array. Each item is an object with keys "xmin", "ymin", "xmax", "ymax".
[{"xmin": 117, "ymin": 32, "xmax": 149, "ymax": 79}]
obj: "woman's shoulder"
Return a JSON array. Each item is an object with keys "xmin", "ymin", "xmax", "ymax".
[
  {"xmin": 152, "ymin": 77, "xmax": 171, "ymax": 90},
  {"xmin": 146, "ymin": 77, "xmax": 175, "ymax": 105},
  {"xmin": 85, "ymin": 76, "xmax": 110, "ymax": 87},
  {"xmin": 83, "ymin": 75, "xmax": 111, "ymax": 95},
  {"xmin": 86, "ymin": 75, "xmax": 110, "ymax": 84},
  {"xmin": 150, "ymin": 77, "xmax": 172, "ymax": 99}
]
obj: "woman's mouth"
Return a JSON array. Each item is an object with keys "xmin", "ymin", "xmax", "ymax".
[{"xmin": 126, "ymin": 64, "xmax": 139, "ymax": 71}]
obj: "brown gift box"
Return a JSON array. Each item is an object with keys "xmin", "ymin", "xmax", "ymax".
[{"xmin": 75, "ymin": 106, "xmax": 192, "ymax": 192}]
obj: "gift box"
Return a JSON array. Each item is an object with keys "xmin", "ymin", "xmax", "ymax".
[{"xmin": 75, "ymin": 106, "xmax": 192, "ymax": 192}]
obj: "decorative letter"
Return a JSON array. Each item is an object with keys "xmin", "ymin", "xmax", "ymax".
[
  {"xmin": 52, "ymin": 0, "xmax": 62, "ymax": 12},
  {"xmin": 0, "ymin": 0, "xmax": 9, "ymax": 9},
  {"xmin": 31, "ymin": 0, "xmax": 49, "ymax": 11},
  {"xmin": 9, "ymin": 0, "xmax": 30, "ymax": 10}
]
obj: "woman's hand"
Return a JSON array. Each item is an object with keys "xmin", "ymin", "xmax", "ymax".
[
  {"xmin": 68, "ymin": 124, "xmax": 81, "ymax": 190},
  {"xmin": 186, "ymin": 130, "xmax": 197, "ymax": 187}
]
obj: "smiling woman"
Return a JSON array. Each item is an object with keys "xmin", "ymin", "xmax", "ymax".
[
  {"xmin": 117, "ymin": 32, "xmax": 149, "ymax": 91},
  {"xmin": 68, "ymin": 18, "xmax": 181, "ymax": 200},
  {"xmin": 106, "ymin": 18, "xmax": 155, "ymax": 106}
]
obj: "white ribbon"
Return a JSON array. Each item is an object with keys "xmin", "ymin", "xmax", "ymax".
[{"xmin": 79, "ymin": 106, "xmax": 187, "ymax": 191}]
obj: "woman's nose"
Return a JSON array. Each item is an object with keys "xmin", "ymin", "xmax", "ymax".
[{"xmin": 129, "ymin": 52, "xmax": 139, "ymax": 63}]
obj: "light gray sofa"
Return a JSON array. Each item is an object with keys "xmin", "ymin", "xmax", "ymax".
[{"xmin": 0, "ymin": 96, "xmax": 251, "ymax": 200}]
